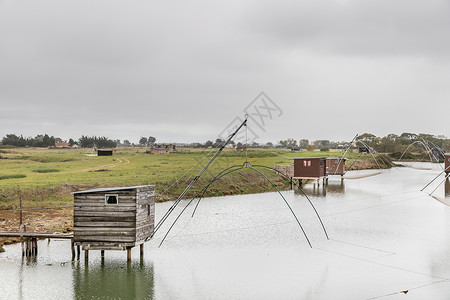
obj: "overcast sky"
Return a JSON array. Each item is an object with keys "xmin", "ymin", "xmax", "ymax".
[{"xmin": 1, "ymin": 0, "xmax": 449, "ymax": 144}]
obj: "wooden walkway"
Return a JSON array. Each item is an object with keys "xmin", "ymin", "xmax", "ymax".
[
  {"xmin": 0, "ymin": 231, "xmax": 75, "ymax": 258},
  {"xmin": 0, "ymin": 231, "xmax": 73, "ymax": 239},
  {"xmin": 0, "ymin": 231, "xmax": 144, "ymax": 262}
]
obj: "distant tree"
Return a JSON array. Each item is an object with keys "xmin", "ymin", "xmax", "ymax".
[
  {"xmin": 299, "ymin": 139, "xmax": 309, "ymax": 149},
  {"xmin": 42, "ymin": 134, "xmax": 53, "ymax": 147},
  {"xmin": 306, "ymin": 144, "xmax": 315, "ymax": 151},
  {"xmin": 148, "ymin": 136, "xmax": 156, "ymax": 145},
  {"xmin": 356, "ymin": 133, "xmax": 376, "ymax": 144},
  {"xmin": 2, "ymin": 134, "xmax": 23, "ymax": 147},
  {"xmin": 79, "ymin": 135, "xmax": 117, "ymax": 148},
  {"xmin": 204, "ymin": 140, "xmax": 213, "ymax": 148},
  {"xmin": 313, "ymin": 140, "xmax": 330, "ymax": 149},
  {"xmin": 123, "ymin": 140, "xmax": 131, "ymax": 147},
  {"xmin": 279, "ymin": 138, "xmax": 297, "ymax": 149},
  {"xmin": 213, "ymin": 138, "xmax": 224, "ymax": 147},
  {"xmin": 69, "ymin": 138, "xmax": 76, "ymax": 146},
  {"xmin": 139, "ymin": 137, "xmax": 148, "ymax": 147},
  {"xmin": 399, "ymin": 132, "xmax": 417, "ymax": 144},
  {"xmin": 266, "ymin": 142, "xmax": 274, "ymax": 148}
]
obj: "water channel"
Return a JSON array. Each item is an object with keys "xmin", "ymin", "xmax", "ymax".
[{"xmin": 1, "ymin": 164, "xmax": 450, "ymax": 299}]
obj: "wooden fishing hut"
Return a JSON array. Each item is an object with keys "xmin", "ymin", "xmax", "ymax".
[
  {"xmin": 293, "ymin": 157, "xmax": 327, "ymax": 186},
  {"xmin": 97, "ymin": 150, "xmax": 113, "ymax": 156},
  {"xmin": 326, "ymin": 158, "xmax": 347, "ymax": 176},
  {"xmin": 445, "ymin": 154, "xmax": 450, "ymax": 174},
  {"xmin": 73, "ymin": 185, "xmax": 155, "ymax": 261}
]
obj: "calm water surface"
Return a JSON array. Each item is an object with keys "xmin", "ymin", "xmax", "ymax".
[{"xmin": 1, "ymin": 164, "xmax": 450, "ymax": 299}]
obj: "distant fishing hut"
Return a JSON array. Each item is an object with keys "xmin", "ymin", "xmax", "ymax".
[
  {"xmin": 97, "ymin": 150, "xmax": 113, "ymax": 156},
  {"xmin": 326, "ymin": 158, "xmax": 347, "ymax": 176},
  {"xmin": 73, "ymin": 185, "xmax": 155, "ymax": 261},
  {"xmin": 152, "ymin": 147, "xmax": 170, "ymax": 155},
  {"xmin": 446, "ymin": 154, "xmax": 450, "ymax": 174},
  {"xmin": 293, "ymin": 157, "xmax": 327, "ymax": 186}
]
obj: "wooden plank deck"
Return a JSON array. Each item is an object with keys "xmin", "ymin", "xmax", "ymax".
[{"xmin": 0, "ymin": 231, "xmax": 73, "ymax": 239}]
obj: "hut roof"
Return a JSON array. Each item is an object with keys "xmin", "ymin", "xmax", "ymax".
[{"xmin": 72, "ymin": 185, "xmax": 152, "ymax": 194}]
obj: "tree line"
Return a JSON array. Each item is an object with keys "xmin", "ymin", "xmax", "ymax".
[
  {"xmin": 2, "ymin": 132, "xmax": 449, "ymax": 153},
  {"xmin": 1, "ymin": 134, "xmax": 118, "ymax": 148},
  {"xmin": 1, "ymin": 134, "xmax": 57, "ymax": 148},
  {"xmin": 277, "ymin": 133, "xmax": 450, "ymax": 153}
]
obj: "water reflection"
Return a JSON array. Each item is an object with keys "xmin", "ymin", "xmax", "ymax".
[
  {"xmin": 294, "ymin": 180, "xmax": 345, "ymax": 197},
  {"xmin": 73, "ymin": 258, "xmax": 154, "ymax": 299}
]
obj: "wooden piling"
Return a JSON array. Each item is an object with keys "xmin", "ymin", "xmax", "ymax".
[
  {"xmin": 26, "ymin": 238, "xmax": 30, "ymax": 256},
  {"xmin": 20, "ymin": 195, "xmax": 24, "ymax": 256},
  {"xmin": 76, "ymin": 245, "xmax": 80, "ymax": 261},
  {"xmin": 140, "ymin": 244, "xmax": 144, "ymax": 259},
  {"xmin": 101, "ymin": 250, "xmax": 105, "ymax": 258},
  {"xmin": 32, "ymin": 238, "xmax": 37, "ymax": 255},
  {"xmin": 71, "ymin": 239, "xmax": 75, "ymax": 261},
  {"xmin": 85, "ymin": 250, "xmax": 89, "ymax": 261},
  {"xmin": 127, "ymin": 248, "xmax": 131, "ymax": 262},
  {"xmin": 20, "ymin": 225, "xmax": 25, "ymax": 257}
]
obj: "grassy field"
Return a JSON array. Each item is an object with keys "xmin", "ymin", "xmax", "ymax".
[{"xmin": 0, "ymin": 147, "xmax": 393, "ymax": 208}]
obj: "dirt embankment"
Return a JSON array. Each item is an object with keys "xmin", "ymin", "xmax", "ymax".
[
  {"xmin": 0, "ymin": 170, "xmax": 290, "ymax": 247},
  {"xmin": 0, "ymin": 209, "xmax": 73, "ymax": 246}
]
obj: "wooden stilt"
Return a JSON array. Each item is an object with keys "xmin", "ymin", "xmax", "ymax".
[
  {"xmin": 33, "ymin": 238, "xmax": 37, "ymax": 255},
  {"xmin": 127, "ymin": 248, "xmax": 132, "ymax": 262},
  {"xmin": 85, "ymin": 250, "xmax": 89, "ymax": 261},
  {"xmin": 76, "ymin": 245, "xmax": 80, "ymax": 261},
  {"xmin": 71, "ymin": 239, "xmax": 75, "ymax": 261},
  {"xmin": 20, "ymin": 195, "xmax": 24, "ymax": 256},
  {"xmin": 26, "ymin": 238, "xmax": 30, "ymax": 256},
  {"xmin": 140, "ymin": 244, "xmax": 144, "ymax": 259},
  {"xmin": 101, "ymin": 250, "xmax": 105, "ymax": 258},
  {"xmin": 20, "ymin": 225, "xmax": 25, "ymax": 257}
]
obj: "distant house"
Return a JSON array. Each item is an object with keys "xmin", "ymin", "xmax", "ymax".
[
  {"xmin": 55, "ymin": 142, "xmax": 70, "ymax": 148},
  {"xmin": 152, "ymin": 147, "xmax": 170, "ymax": 155},
  {"xmin": 358, "ymin": 147, "xmax": 373, "ymax": 153},
  {"xmin": 150, "ymin": 143, "xmax": 176, "ymax": 155}
]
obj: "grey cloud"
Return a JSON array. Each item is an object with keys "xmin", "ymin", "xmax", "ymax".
[{"xmin": 245, "ymin": 0, "xmax": 450, "ymax": 58}]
